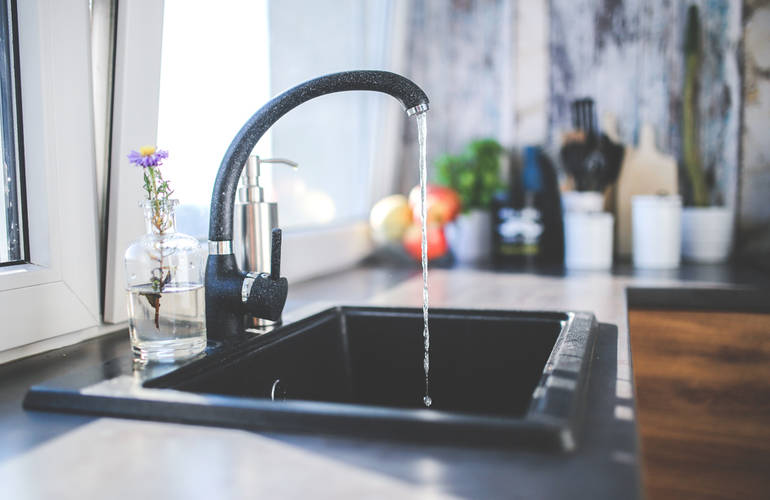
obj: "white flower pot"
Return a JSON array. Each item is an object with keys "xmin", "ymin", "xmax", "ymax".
[
  {"xmin": 681, "ymin": 207, "xmax": 733, "ymax": 263},
  {"xmin": 446, "ymin": 209, "xmax": 492, "ymax": 263}
]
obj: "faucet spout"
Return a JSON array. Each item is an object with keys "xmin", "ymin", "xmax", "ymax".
[{"xmin": 208, "ymin": 70, "xmax": 429, "ymax": 242}]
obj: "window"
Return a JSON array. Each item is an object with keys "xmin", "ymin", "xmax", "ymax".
[
  {"xmin": 156, "ymin": 0, "xmax": 272, "ymax": 238},
  {"xmin": 0, "ymin": 0, "xmax": 26, "ymax": 265},
  {"xmin": 104, "ymin": 0, "xmax": 410, "ymax": 322},
  {"xmin": 0, "ymin": 0, "xmax": 411, "ymax": 356},
  {"xmin": 0, "ymin": 0, "xmax": 100, "ymax": 359},
  {"xmin": 155, "ymin": 0, "xmax": 406, "ymax": 234},
  {"xmin": 266, "ymin": 0, "xmax": 401, "ymax": 229}
]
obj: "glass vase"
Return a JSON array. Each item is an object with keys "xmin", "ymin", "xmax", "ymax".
[{"xmin": 124, "ymin": 199, "xmax": 206, "ymax": 362}]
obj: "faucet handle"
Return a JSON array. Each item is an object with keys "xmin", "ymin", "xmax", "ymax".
[{"xmin": 270, "ymin": 228, "xmax": 282, "ymax": 280}]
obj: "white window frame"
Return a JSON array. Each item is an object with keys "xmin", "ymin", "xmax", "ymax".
[
  {"xmin": 0, "ymin": 0, "xmax": 100, "ymax": 357},
  {"xmin": 103, "ymin": 0, "xmax": 164, "ymax": 323},
  {"xmin": 104, "ymin": 0, "xmax": 410, "ymax": 323}
]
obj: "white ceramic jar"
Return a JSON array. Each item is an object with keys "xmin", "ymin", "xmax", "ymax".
[
  {"xmin": 632, "ymin": 195, "xmax": 681, "ymax": 269},
  {"xmin": 561, "ymin": 191, "xmax": 605, "ymax": 213},
  {"xmin": 561, "ymin": 191, "xmax": 613, "ymax": 270},
  {"xmin": 564, "ymin": 212, "xmax": 614, "ymax": 270}
]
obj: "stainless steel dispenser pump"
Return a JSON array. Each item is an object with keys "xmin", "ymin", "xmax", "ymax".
[{"xmin": 233, "ymin": 155, "xmax": 297, "ymax": 311}]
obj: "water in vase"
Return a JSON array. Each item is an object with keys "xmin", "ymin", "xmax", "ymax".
[{"xmin": 127, "ymin": 283, "xmax": 207, "ymax": 362}]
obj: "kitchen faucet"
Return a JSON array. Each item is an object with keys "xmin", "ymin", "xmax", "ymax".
[{"xmin": 205, "ymin": 70, "xmax": 429, "ymax": 337}]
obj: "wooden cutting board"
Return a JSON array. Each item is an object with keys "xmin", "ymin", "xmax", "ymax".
[{"xmin": 615, "ymin": 124, "xmax": 679, "ymax": 256}]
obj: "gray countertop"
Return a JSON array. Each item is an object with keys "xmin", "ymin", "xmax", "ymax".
[{"xmin": 0, "ymin": 264, "xmax": 767, "ymax": 499}]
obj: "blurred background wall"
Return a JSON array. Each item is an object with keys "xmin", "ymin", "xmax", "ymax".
[
  {"xmin": 741, "ymin": 0, "xmax": 770, "ymax": 261},
  {"xmin": 397, "ymin": 0, "xmax": 768, "ymax": 260}
]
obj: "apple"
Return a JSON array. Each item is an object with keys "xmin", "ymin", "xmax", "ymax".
[
  {"xmin": 369, "ymin": 194, "xmax": 413, "ymax": 244},
  {"xmin": 402, "ymin": 223, "xmax": 448, "ymax": 261},
  {"xmin": 408, "ymin": 184, "xmax": 461, "ymax": 225}
]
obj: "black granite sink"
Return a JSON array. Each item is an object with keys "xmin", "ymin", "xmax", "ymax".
[{"xmin": 25, "ymin": 306, "xmax": 597, "ymax": 450}]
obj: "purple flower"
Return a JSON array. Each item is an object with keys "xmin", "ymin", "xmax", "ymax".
[{"xmin": 127, "ymin": 146, "xmax": 169, "ymax": 168}]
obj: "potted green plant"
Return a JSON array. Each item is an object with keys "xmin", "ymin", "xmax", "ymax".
[
  {"xmin": 680, "ymin": 5, "xmax": 733, "ymax": 263},
  {"xmin": 435, "ymin": 138, "xmax": 504, "ymax": 262}
]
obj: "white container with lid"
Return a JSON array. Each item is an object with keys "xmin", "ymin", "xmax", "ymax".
[
  {"xmin": 632, "ymin": 195, "xmax": 681, "ymax": 269},
  {"xmin": 564, "ymin": 212, "xmax": 614, "ymax": 270},
  {"xmin": 561, "ymin": 191, "xmax": 605, "ymax": 213}
]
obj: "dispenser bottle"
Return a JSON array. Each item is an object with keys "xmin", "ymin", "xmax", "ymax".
[{"xmin": 233, "ymin": 155, "xmax": 297, "ymax": 326}]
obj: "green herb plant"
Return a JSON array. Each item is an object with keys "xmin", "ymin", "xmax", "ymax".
[{"xmin": 435, "ymin": 139, "xmax": 504, "ymax": 213}]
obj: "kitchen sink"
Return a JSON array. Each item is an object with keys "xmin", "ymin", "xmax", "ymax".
[{"xmin": 25, "ymin": 306, "xmax": 597, "ymax": 451}]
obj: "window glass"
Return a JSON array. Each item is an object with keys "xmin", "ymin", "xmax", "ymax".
[
  {"xmin": 157, "ymin": 0, "xmax": 398, "ymax": 237},
  {"xmin": 0, "ymin": 0, "xmax": 25, "ymax": 264},
  {"xmin": 157, "ymin": 0, "xmax": 272, "ymax": 238},
  {"xmin": 266, "ymin": 0, "xmax": 389, "ymax": 230}
]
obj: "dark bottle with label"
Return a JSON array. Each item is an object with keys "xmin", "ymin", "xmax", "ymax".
[{"xmin": 492, "ymin": 146, "xmax": 564, "ymax": 267}]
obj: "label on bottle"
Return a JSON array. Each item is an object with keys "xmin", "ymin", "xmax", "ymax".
[{"xmin": 496, "ymin": 206, "xmax": 543, "ymax": 256}]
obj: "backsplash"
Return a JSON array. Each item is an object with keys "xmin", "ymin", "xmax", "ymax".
[
  {"xmin": 549, "ymin": 0, "xmax": 741, "ymax": 209},
  {"xmin": 399, "ymin": 0, "xmax": 514, "ymax": 194},
  {"xmin": 399, "ymin": 0, "xmax": 767, "ymax": 257},
  {"xmin": 739, "ymin": 1, "xmax": 770, "ymax": 262}
]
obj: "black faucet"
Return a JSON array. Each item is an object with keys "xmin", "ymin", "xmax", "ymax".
[{"xmin": 205, "ymin": 70, "xmax": 429, "ymax": 337}]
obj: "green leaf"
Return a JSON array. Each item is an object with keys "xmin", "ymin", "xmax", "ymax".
[{"xmin": 433, "ymin": 138, "xmax": 504, "ymax": 211}]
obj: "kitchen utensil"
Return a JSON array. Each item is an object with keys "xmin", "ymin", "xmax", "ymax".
[{"xmin": 560, "ymin": 99, "xmax": 624, "ymax": 192}]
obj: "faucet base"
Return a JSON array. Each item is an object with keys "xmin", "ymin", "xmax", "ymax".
[{"xmin": 205, "ymin": 254, "xmax": 288, "ymax": 340}]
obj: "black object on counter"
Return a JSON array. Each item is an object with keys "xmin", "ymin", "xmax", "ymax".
[{"xmin": 492, "ymin": 147, "xmax": 564, "ymax": 267}]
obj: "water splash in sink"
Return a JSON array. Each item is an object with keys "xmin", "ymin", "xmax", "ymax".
[{"xmin": 416, "ymin": 112, "xmax": 432, "ymax": 407}]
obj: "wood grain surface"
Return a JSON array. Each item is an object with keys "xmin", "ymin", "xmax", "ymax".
[{"xmin": 630, "ymin": 309, "xmax": 770, "ymax": 500}]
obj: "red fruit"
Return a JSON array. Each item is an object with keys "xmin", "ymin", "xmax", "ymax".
[
  {"xmin": 408, "ymin": 184, "xmax": 461, "ymax": 225},
  {"xmin": 402, "ymin": 223, "xmax": 448, "ymax": 261}
]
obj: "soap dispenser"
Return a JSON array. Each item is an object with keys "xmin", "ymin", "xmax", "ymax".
[{"xmin": 233, "ymin": 155, "xmax": 297, "ymax": 326}]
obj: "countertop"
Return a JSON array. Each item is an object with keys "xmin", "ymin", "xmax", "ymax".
[{"xmin": 0, "ymin": 263, "xmax": 767, "ymax": 499}]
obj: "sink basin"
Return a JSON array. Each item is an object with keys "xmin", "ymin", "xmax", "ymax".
[{"xmin": 25, "ymin": 306, "xmax": 597, "ymax": 450}]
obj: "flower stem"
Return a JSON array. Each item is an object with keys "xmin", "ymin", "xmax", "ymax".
[{"xmin": 141, "ymin": 165, "xmax": 174, "ymax": 328}]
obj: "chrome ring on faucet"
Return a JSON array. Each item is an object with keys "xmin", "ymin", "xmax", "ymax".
[
  {"xmin": 406, "ymin": 103, "xmax": 429, "ymax": 116},
  {"xmin": 208, "ymin": 240, "xmax": 233, "ymax": 255},
  {"xmin": 241, "ymin": 272, "xmax": 258, "ymax": 303}
]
